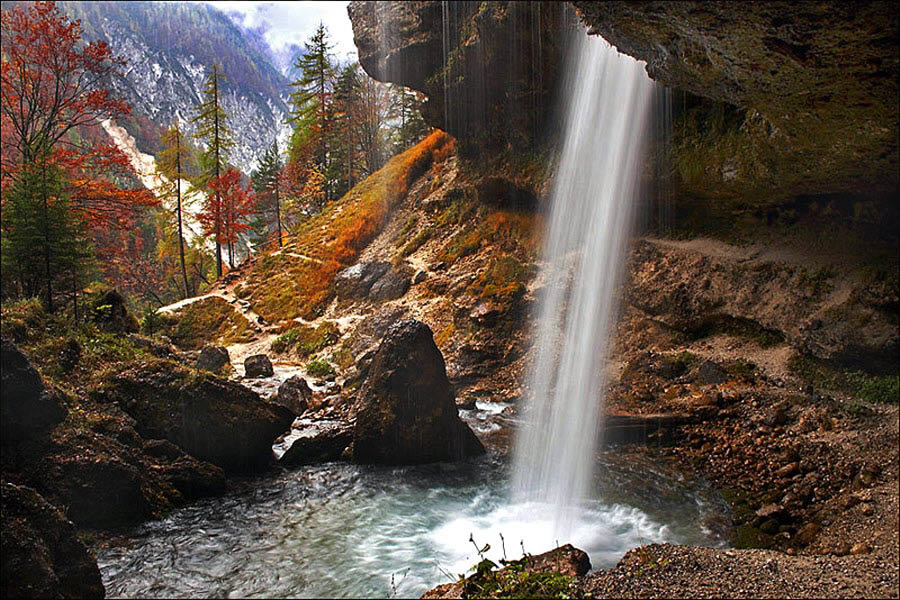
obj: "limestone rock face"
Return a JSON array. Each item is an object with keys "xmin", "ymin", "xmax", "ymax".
[
  {"xmin": 628, "ymin": 239, "xmax": 898, "ymax": 370},
  {"xmin": 352, "ymin": 319, "xmax": 485, "ymax": 464},
  {"xmin": 349, "ymin": 1, "xmax": 897, "ymax": 200},
  {"xmin": 573, "ymin": 2, "xmax": 898, "ymax": 200},
  {"xmin": 1, "ymin": 483, "xmax": 106, "ymax": 599},
  {"xmin": 1, "ymin": 339, "xmax": 66, "ymax": 443},
  {"xmin": 348, "ymin": 1, "xmax": 568, "ymax": 155},
  {"xmin": 92, "ymin": 361, "xmax": 294, "ymax": 472}
]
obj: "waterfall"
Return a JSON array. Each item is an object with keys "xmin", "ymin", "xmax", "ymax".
[{"xmin": 511, "ymin": 30, "xmax": 655, "ymax": 540}]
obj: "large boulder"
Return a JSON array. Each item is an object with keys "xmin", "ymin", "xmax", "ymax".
[
  {"xmin": 1, "ymin": 482, "xmax": 105, "ymax": 599},
  {"xmin": 1, "ymin": 339, "xmax": 66, "ymax": 443},
  {"xmin": 56, "ymin": 458, "xmax": 151, "ymax": 529},
  {"xmin": 274, "ymin": 375, "xmax": 312, "ymax": 416},
  {"xmin": 244, "ymin": 354, "xmax": 274, "ymax": 378},
  {"xmin": 334, "ymin": 261, "xmax": 390, "ymax": 300},
  {"xmin": 196, "ymin": 345, "xmax": 230, "ymax": 374},
  {"xmin": 352, "ymin": 319, "xmax": 484, "ymax": 464},
  {"xmin": 368, "ymin": 267, "xmax": 411, "ymax": 301},
  {"xmin": 91, "ymin": 361, "xmax": 294, "ymax": 472}
]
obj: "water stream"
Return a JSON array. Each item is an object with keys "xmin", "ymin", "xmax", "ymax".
[
  {"xmin": 511, "ymin": 31, "xmax": 655, "ymax": 539},
  {"xmin": 98, "ymin": 452, "xmax": 727, "ymax": 598}
]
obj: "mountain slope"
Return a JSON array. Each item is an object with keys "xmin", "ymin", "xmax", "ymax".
[{"xmin": 56, "ymin": 0, "xmax": 292, "ymax": 172}]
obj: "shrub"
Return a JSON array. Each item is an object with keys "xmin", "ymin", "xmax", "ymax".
[
  {"xmin": 306, "ymin": 358, "xmax": 335, "ymax": 378},
  {"xmin": 270, "ymin": 322, "xmax": 339, "ymax": 356}
]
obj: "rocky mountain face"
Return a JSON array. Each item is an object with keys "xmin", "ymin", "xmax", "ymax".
[
  {"xmin": 348, "ymin": 1, "xmax": 898, "ymax": 204},
  {"xmin": 349, "ymin": 1, "xmax": 571, "ymax": 156},
  {"xmin": 57, "ymin": 1, "xmax": 292, "ymax": 172}
]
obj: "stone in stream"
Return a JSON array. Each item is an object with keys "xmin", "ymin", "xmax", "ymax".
[
  {"xmin": 352, "ymin": 319, "xmax": 485, "ymax": 464},
  {"xmin": 244, "ymin": 354, "xmax": 274, "ymax": 378},
  {"xmin": 1, "ymin": 483, "xmax": 106, "ymax": 599},
  {"xmin": 279, "ymin": 425, "xmax": 353, "ymax": 466},
  {"xmin": 274, "ymin": 375, "xmax": 312, "ymax": 416},
  {"xmin": 196, "ymin": 345, "xmax": 230, "ymax": 374}
]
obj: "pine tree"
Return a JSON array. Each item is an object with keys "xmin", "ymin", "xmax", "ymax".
[
  {"xmin": 156, "ymin": 119, "xmax": 195, "ymax": 297},
  {"xmin": 192, "ymin": 63, "xmax": 234, "ymax": 277},
  {"xmin": 1, "ymin": 156, "xmax": 91, "ymax": 311},
  {"xmin": 332, "ymin": 63, "xmax": 363, "ymax": 198},
  {"xmin": 288, "ymin": 23, "xmax": 335, "ymax": 203},
  {"xmin": 251, "ymin": 140, "xmax": 283, "ymax": 249}
]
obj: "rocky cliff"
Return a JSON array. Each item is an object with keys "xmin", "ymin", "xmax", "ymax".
[
  {"xmin": 349, "ymin": 1, "xmax": 898, "ymax": 203},
  {"xmin": 349, "ymin": 1, "xmax": 571, "ymax": 156}
]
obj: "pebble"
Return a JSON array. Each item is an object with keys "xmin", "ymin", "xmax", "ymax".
[{"xmin": 850, "ymin": 542, "xmax": 871, "ymax": 555}]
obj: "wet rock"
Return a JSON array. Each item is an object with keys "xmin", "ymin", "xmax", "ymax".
[
  {"xmin": 244, "ymin": 354, "xmax": 274, "ymax": 378},
  {"xmin": 456, "ymin": 396, "xmax": 477, "ymax": 410},
  {"xmin": 274, "ymin": 375, "xmax": 312, "ymax": 416},
  {"xmin": 57, "ymin": 457, "xmax": 151, "ymax": 529},
  {"xmin": 195, "ymin": 345, "xmax": 230, "ymax": 374},
  {"xmin": 352, "ymin": 319, "xmax": 485, "ymax": 464},
  {"xmin": 1, "ymin": 483, "xmax": 105, "ymax": 599},
  {"xmin": 1, "ymin": 339, "xmax": 66, "ymax": 443},
  {"xmin": 280, "ymin": 425, "xmax": 353, "ymax": 466},
  {"xmin": 368, "ymin": 267, "xmax": 411, "ymax": 301},
  {"xmin": 91, "ymin": 361, "xmax": 294, "ymax": 472},
  {"xmin": 334, "ymin": 261, "xmax": 390, "ymax": 300},
  {"xmin": 141, "ymin": 439, "xmax": 226, "ymax": 500}
]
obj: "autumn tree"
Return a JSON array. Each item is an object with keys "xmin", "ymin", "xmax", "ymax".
[
  {"xmin": 192, "ymin": 63, "xmax": 234, "ymax": 277},
  {"xmin": 156, "ymin": 119, "xmax": 196, "ymax": 297},
  {"xmin": 288, "ymin": 22, "xmax": 336, "ymax": 203},
  {"xmin": 199, "ymin": 168, "xmax": 254, "ymax": 264},
  {"xmin": 0, "ymin": 1, "xmax": 154, "ymax": 311}
]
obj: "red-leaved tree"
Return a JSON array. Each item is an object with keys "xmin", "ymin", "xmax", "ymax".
[{"xmin": 200, "ymin": 168, "xmax": 255, "ymax": 269}]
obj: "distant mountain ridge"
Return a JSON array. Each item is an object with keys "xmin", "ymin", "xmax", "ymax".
[{"xmin": 50, "ymin": 0, "xmax": 293, "ymax": 173}]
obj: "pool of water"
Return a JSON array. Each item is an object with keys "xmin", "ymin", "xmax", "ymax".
[{"xmin": 97, "ymin": 452, "xmax": 729, "ymax": 598}]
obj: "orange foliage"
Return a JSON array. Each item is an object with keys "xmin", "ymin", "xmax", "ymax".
[{"xmin": 247, "ymin": 130, "xmax": 452, "ymax": 320}]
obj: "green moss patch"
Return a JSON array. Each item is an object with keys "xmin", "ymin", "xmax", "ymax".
[{"xmin": 157, "ymin": 297, "xmax": 253, "ymax": 350}]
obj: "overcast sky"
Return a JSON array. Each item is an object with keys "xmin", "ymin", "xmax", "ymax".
[{"xmin": 202, "ymin": 1, "xmax": 357, "ymax": 66}]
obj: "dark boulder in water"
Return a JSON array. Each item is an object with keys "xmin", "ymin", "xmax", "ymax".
[
  {"xmin": 352, "ymin": 319, "xmax": 484, "ymax": 464},
  {"xmin": 274, "ymin": 375, "xmax": 312, "ymax": 416}
]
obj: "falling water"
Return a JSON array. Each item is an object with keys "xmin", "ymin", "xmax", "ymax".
[{"xmin": 511, "ymin": 31, "xmax": 655, "ymax": 539}]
